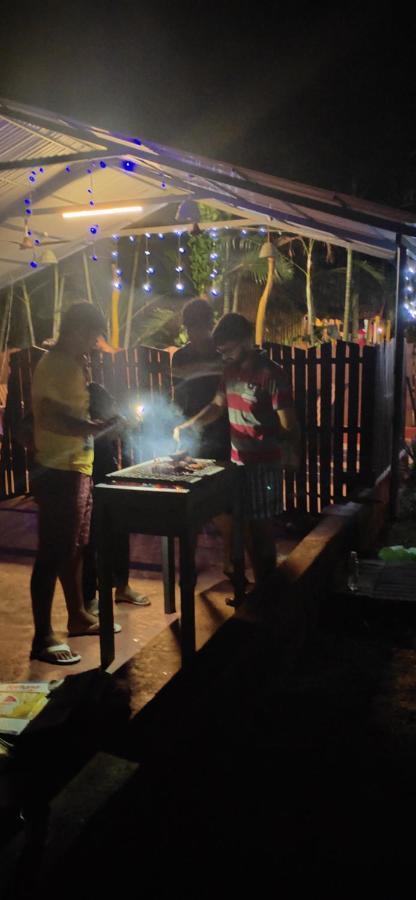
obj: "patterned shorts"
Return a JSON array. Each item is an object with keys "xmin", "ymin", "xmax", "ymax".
[
  {"xmin": 32, "ymin": 467, "xmax": 93, "ymax": 562},
  {"xmin": 235, "ymin": 463, "xmax": 283, "ymax": 521}
]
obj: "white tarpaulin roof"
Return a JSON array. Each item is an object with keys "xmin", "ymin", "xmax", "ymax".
[{"xmin": 1, "ymin": 97, "xmax": 416, "ymax": 289}]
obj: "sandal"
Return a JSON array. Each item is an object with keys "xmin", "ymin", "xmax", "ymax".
[{"xmin": 30, "ymin": 642, "xmax": 81, "ymax": 665}]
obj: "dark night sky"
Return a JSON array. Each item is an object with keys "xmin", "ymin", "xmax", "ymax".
[{"xmin": 1, "ymin": 1, "xmax": 415, "ymax": 207}]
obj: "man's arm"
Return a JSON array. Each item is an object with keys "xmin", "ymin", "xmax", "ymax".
[
  {"xmin": 39, "ymin": 397, "xmax": 111, "ymax": 439},
  {"xmin": 173, "ymin": 393, "xmax": 226, "ymax": 444}
]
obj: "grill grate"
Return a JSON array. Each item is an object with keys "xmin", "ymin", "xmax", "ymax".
[{"xmin": 107, "ymin": 458, "xmax": 224, "ymax": 485}]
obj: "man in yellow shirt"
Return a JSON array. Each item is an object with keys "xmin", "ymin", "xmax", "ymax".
[{"xmin": 30, "ymin": 302, "xmax": 119, "ymax": 665}]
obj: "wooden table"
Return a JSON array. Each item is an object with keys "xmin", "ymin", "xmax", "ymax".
[{"xmin": 94, "ymin": 463, "xmax": 244, "ymax": 669}]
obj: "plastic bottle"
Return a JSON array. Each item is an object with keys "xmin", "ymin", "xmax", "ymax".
[{"xmin": 347, "ymin": 551, "xmax": 359, "ymax": 592}]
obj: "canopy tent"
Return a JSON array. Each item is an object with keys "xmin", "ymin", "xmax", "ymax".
[{"xmin": 1, "ymin": 97, "xmax": 416, "ymax": 292}]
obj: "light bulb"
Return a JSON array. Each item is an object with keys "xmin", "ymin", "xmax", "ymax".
[{"xmin": 175, "ymin": 281, "xmax": 184, "ymax": 292}]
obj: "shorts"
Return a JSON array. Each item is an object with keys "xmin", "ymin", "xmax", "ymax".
[
  {"xmin": 235, "ymin": 463, "xmax": 283, "ymax": 521},
  {"xmin": 32, "ymin": 467, "xmax": 93, "ymax": 562}
]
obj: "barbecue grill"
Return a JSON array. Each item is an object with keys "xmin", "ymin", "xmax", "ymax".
[{"xmin": 94, "ymin": 457, "xmax": 244, "ymax": 669}]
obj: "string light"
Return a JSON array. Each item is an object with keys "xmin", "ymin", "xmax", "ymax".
[
  {"xmin": 209, "ymin": 228, "xmax": 221, "ymax": 297},
  {"xmin": 143, "ymin": 233, "xmax": 153, "ymax": 293},
  {"xmin": 175, "ymin": 232, "xmax": 186, "ymax": 292},
  {"xmin": 404, "ymin": 256, "xmax": 416, "ymax": 320},
  {"xmin": 112, "ymin": 235, "xmax": 122, "ymax": 290}
]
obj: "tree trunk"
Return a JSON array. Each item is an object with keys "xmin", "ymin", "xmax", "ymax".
[
  {"xmin": 124, "ymin": 245, "xmax": 139, "ymax": 349},
  {"xmin": 232, "ymin": 272, "xmax": 243, "ymax": 312},
  {"xmin": 306, "ymin": 241, "xmax": 315, "ymax": 342},
  {"xmin": 52, "ymin": 266, "xmax": 64, "ymax": 341},
  {"xmin": 351, "ymin": 289, "xmax": 359, "ymax": 341},
  {"xmin": 0, "ymin": 286, "xmax": 13, "ymax": 352},
  {"xmin": 343, "ymin": 247, "xmax": 353, "ymax": 340},
  {"xmin": 222, "ymin": 238, "xmax": 231, "ymax": 314},
  {"xmin": 22, "ymin": 283, "xmax": 35, "ymax": 346},
  {"xmin": 82, "ymin": 252, "xmax": 93, "ymax": 304}
]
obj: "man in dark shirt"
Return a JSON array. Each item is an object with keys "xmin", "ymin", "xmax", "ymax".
[
  {"xmin": 172, "ymin": 298, "xmax": 229, "ymax": 460},
  {"xmin": 172, "ymin": 298, "xmax": 232, "ymax": 577}
]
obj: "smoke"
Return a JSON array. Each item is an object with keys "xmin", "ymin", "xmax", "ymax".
[{"xmin": 125, "ymin": 392, "xmax": 200, "ymax": 462}]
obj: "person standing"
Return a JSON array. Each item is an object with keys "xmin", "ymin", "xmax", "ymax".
[
  {"xmin": 174, "ymin": 313, "xmax": 299, "ymax": 592},
  {"xmin": 30, "ymin": 302, "xmax": 121, "ymax": 665},
  {"xmin": 172, "ymin": 299, "xmax": 233, "ymax": 578}
]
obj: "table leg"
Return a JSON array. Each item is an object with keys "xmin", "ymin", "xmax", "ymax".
[
  {"xmin": 96, "ymin": 497, "xmax": 115, "ymax": 669},
  {"xmin": 161, "ymin": 536, "xmax": 176, "ymax": 613},
  {"xmin": 179, "ymin": 531, "xmax": 196, "ymax": 666}
]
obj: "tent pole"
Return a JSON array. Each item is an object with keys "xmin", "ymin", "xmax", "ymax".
[{"xmin": 389, "ymin": 233, "xmax": 407, "ymax": 518}]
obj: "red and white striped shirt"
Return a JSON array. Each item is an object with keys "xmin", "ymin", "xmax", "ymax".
[{"xmin": 216, "ymin": 351, "xmax": 293, "ymax": 465}]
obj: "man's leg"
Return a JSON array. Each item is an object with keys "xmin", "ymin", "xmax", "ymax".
[
  {"xmin": 59, "ymin": 547, "xmax": 98, "ymax": 633},
  {"xmin": 247, "ymin": 518, "xmax": 277, "ymax": 585},
  {"xmin": 30, "ymin": 557, "xmax": 58, "ymax": 649},
  {"xmin": 30, "ymin": 472, "xmax": 81, "ymax": 662},
  {"xmin": 113, "ymin": 529, "xmax": 151, "ymax": 606}
]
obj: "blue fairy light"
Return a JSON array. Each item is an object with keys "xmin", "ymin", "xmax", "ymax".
[
  {"xmin": 210, "ymin": 252, "xmax": 218, "ymax": 260},
  {"xmin": 90, "ymin": 226, "xmax": 98, "ymax": 235},
  {"xmin": 29, "ymin": 175, "xmax": 36, "ymax": 183},
  {"xmin": 34, "ymin": 239, "xmax": 40, "ymax": 245},
  {"xmin": 91, "ymin": 254, "xmax": 98, "ymax": 261},
  {"xmin": 175, "ymin": 265, "xmax": 183, "ymax": 273},
  {"xmin": 111, "ymin": 250, "xmax": 118, "ymax": 259},
  {"xmin": 26, "ymin": 208, "xmax": 32, "ymax": 215},
  {"xmin": 112, "ymin": 234, "xmax": 119, "ymax": 240},
  {"xmin": 113, "ymin": 281, "xmax": 122, "ymax": 291},
  {"xmin": 146, "ymin": 266, "xmax": 155, "ymax": 275},
  {"xmin": 240, "ymin": 229, "xmax": 248, "ymax": 235},
  {"xmin": 87, "ymin": 168, "xmax": 92, "ymax": 174},
  {"xmin": 87, "ymin": 188, "xmax": 93, "ymax": 194},
  {"xmin": 65, "ymin": 166, "xmax": 71, "ymax": 173},
  {"xmin": 179, "ymin": 246, "xmax": 185, "ymax": 254},
  {"xmin": 29, "ymin": 260, "xmax": 38, "ymax": 268},
  {"xmin": 27, "ymin": 230, "xmax": 32, "ymax": 236},
  {"xmin": 143, "ymin": 282, "xmax": 152, "ymax": 293},
  {"xmin": 115, "ymin": 268, "xmax": 122, "ymax": 276},
  {"xmin": 133, "ymin": 138, "xmax": 142, "ymax": 145},
  {"xmin": 99, "ymin": 160, "xmax": 107, "ymax": 168},
  {"xmin": 210, "ymin": 288, "xmax": 220, "ymax": 297},
  {"xmin": 175, "ymin": 281, "xmax": 184, "ymax": 292},
  {"xmin": 24, "ymin": 198, "xmax": 31, "ymax": 205},
  {"xmin": 121, "ymin": 160, "xmax": 136, "ymax": 172},
  {"xmin": 161, "ymin": 181, "xmax": 166, "ymax": 189},
  {"xmin": 158, "ymin": 233, "xmax": 164, "ymax": 239},
  {"xmin": 89, "ymin": 200, "xmax": 94, "ymax": 206},
  {"xmin": 129, "ymin": 235, "xmax": 135, "ymax": 242},
  {"xmin": 39, "ymin": 167, "xmax": 44, "ymax": 174}
]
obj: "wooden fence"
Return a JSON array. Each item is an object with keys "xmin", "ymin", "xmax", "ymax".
[{"xmin": 0, "ymin": 340, "xmax": 398, "ymax": 512}]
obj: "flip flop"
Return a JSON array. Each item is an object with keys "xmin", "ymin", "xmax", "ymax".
[
  {"xmin": 115, "ymin": 589, "xmax": 151, "ymax": 607},
  {"xmin": 30, "ymin": 643, "xmax": 81, "ymax": 665},
  {"xmin": 67, "ymin": 622, "xmax": 122, "ymax": 637}
]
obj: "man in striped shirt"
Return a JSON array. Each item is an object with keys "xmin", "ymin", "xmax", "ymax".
[{"xmin": 174, "ymin": 313, "xmax": 299, "ymax": 590}]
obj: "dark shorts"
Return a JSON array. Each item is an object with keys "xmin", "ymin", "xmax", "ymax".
[
  {"xmin": 235, "ymin": 464, "xmax": 283, "ymax": 521},
  {"xmin": 32, "ymin": 468, "xmax": 93, "ymax": 562}
]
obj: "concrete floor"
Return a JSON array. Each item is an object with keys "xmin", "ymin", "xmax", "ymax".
[{"xmin": 0, "ymin": 496, "xmax": 297, "ymax": 709}]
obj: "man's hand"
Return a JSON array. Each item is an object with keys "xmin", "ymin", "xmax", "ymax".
[{"xmin": 173, "ymin": 425, "xmax": 183, "ymax": 445}]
